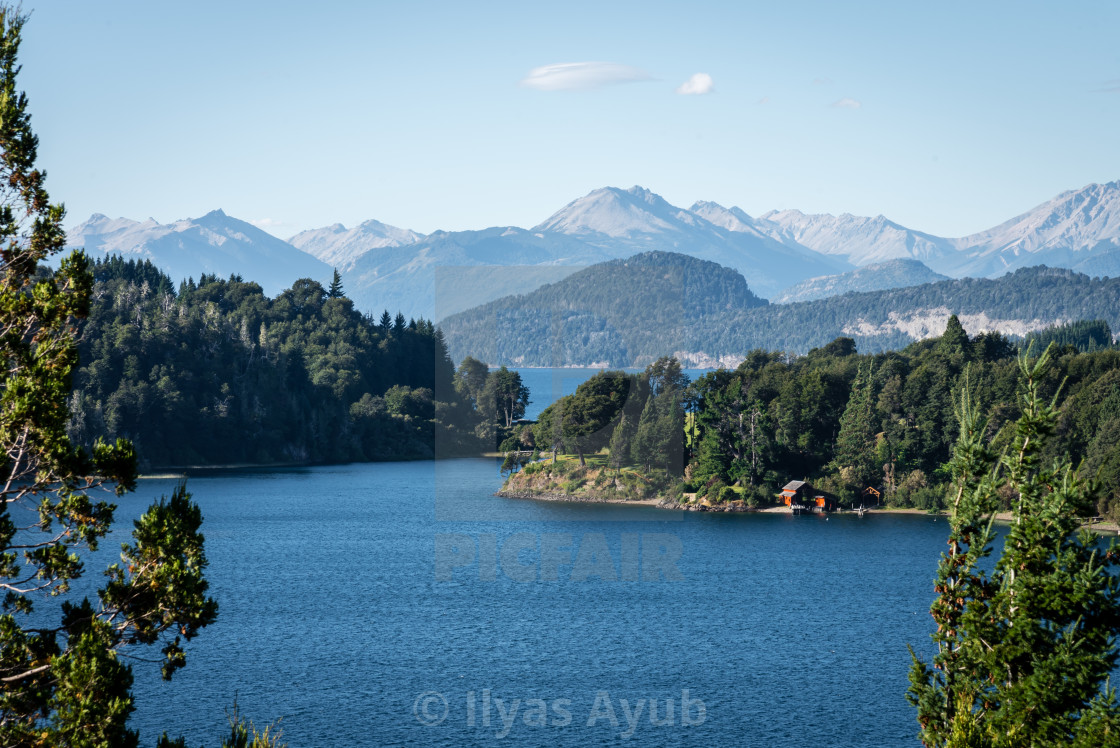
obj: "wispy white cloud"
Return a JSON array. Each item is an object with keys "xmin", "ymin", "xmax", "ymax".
[
  {"xmin": 676, "ymin": 73, "xmax": 714, "ymax": 95},
  {"xmin": 1098, "ymin": 78, "xmax": 1120, "ymax": 93},
  {"xmin": 812, "ymin": 77, "xmax": 833, "ymax": 86},
  {"xmin": 520, "ymin": 62, "xmax": 652, "ymax": 91},
  {"xmin": 756, "ymin": 96, "xmax": 770, "ymax": 105},
  {"xmin": 831, "ymin": 97, "xmax": 862, "ymax": 109}
]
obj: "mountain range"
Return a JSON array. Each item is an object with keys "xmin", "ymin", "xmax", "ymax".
[
  {"xmin": 65, "ymin": 181, "xmax": 1120, "ymax": 321},
  {"xmin": 65, "ymin": 210, "xmax": 331, "ymax": 296}
]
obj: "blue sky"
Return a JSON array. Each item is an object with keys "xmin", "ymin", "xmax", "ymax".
[{"xmin": 19, "ymin": 0, "xmax": 1120, "ymax": 239}]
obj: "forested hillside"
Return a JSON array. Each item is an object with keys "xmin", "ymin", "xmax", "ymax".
[
  {"xmin": 442, "ymin": 254, "xmax": 1120, "ymax": 366},
  {"xmin": 682, "ymin": 320, "xmax": 1120, "ymax": 516},
  {"xmin": 67, "ymin": 258, "xmax": 494, "ymax": 468},
  {"xmin": 500, "ymin": 321, "xmax": 1120, "ymax": 519},
  {"xmin": 441, "ymin": 250, "xmax": 766, "ymax": 367}
]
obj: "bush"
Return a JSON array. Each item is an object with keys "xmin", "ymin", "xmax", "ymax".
[
  {"xmin": 910, "ymin": 483, "xmax": 948, "ymax": 511},
  {"xmin": 700, "ymin": 477, "xmax": 727, "ymax": 500},
  {"xmin": 743, "ymin": 484, "xmax": 771, "ymax": 508},
  {"xmin": 717, "ymin": 485, "xmax": 739, "ymax": 503}
]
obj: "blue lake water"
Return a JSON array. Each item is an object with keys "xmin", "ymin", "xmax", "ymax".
[{"xmin": 98, "ymin": 459, "xmax": 955, "ymax": 747}]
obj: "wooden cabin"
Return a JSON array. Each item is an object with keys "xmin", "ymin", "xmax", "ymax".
[
  {"xmin": 780, "ymin": 480, "xmax": 809, "ymax": 505},
  {"xmin": 861, "ymin": 486, "xmax": 883, "ymax": 505},
  {"xmin": 781, "ymin": 480, "xmax": 838, "ymax": 513}
]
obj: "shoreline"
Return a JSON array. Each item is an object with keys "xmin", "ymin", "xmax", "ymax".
[
  {"xmin": 495, "ymin": 490, "xmax": 668, "ymax": 508},
  {"xmin": 497, "ymin": 490, "xmax": 1120, "ymax": 532}
]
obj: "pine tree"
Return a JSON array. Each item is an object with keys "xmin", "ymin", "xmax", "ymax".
[
  {"xmin": 327, "ymin": 267, "xmax": 344, "ymax": 298},
  {"xmin": 939, "ymin": 313, "xmax": 971, "ymax": 360},
  {"xmin": 907, "ymin": 346, "xmax": 1120, "ymax": 746},
  {"xmin": 0, "ymin": 9, "xmax": 217, "ymax": 743}
]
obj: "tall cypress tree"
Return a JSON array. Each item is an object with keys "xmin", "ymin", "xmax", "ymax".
[
  {"xmin": 608, "ymin": 414, "xmax": 632, "ymax": 470},
  {"xmin": 830, "ymin": 362, "xmax": 878, "ymax": 490}
]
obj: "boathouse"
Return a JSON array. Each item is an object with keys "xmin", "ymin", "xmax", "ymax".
[
  {"xmin": 780, "ymin": 480, "xmax": 810, "ymax": 504},
  {"xmin": 780, "ymin": 480, "xmax": 838, "ymax": 513}
]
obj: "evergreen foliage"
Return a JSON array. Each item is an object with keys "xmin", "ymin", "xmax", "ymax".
[
  {"xmin": 0, "ymin": 9, "xmax": 216, "ymax": 742},
  {"xmin": 683, "ymin": 320, "xmax": 1120, "ymax": 514},
  {"xmin": 532, "ymin": 357, "xmax": 687, "ymax": 474},
  {"xmin": 66, "ymin": 256, "xmax": 482, "ymax": 467},
  {"xmin": 327, "ymin": 268, "xmax": 344, "ymax": 298},
  {"xmin": 907, "ymin": 346, "xmax": 1120, "ymax": 746},
  {"xmin": 1022, "ymin": 319, "xmax": 1113, "ymax": 353}
]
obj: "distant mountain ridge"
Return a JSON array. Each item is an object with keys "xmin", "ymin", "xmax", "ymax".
[
  {"xmin": 440, "ymin": 253, "xmax": 1120, "ymax": 367},
  {"xmin": 773, "ymin": 259, "xmax": 950, "ymax": 303},
  {"xmin": 948, "ymin": 180, "xmax": 1120, "ymax": 277},
  {"xmin": 756, "ymin": 209, "xmax": 959, "ymax": 267},
  {"xmin": 288, "ymin": 219, "xmax": 426, "ymax": 270},
  {"xmin": 66, "ymin": 180, "xmax": 1120, "ymax": 322},
  {"xmin": 527, "ymin": 186, "xmax": 851, "ymax": 299}
]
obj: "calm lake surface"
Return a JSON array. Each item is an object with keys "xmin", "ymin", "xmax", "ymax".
[{"xmin": 106, "ymin": 458, "xmax": 953, "ymax": 747}]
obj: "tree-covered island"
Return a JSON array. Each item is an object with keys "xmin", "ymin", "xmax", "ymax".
[{"xmin": 497, "ymin": 318, "xmax": 1120, "ymax": 524}]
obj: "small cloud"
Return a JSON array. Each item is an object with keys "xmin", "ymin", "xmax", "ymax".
[
  {"xmin": 756, "ymin": 96, "xmax": 770, "ymax": 105},
  {"xmin": 1097, "ymin": 78, "xmax": 1120, "ymax": 93},
  {"xmin": 520, "ymin": 62, "xmax": 652, "ymax": 91},
  {"xmin": 831, "ymin": 97, "xmax": 862, "ymax": 109},
  {"xmin": 812, "ymin": 77, "xmax": 833, "ymax": 86},
  {"xmin": 676, "ymin": 73, "xmax": 714, "ymax": 95}
]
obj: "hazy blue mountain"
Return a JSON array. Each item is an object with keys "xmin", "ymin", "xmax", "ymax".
[
  {"xmin": 341, "ymin": 226, "xmax": 603, "ymax": 320},
  {"xmin": 773, "ymin": 259, "xmax": 950, "ymax": 303},
  {"xmin": 441, "ymin": 254, "xmax": 1120, "ymax": 367},
  {"xmin": 66, "ymin": 210, "xmax": 331, "ymax": 295},
  {"xmin": 332, "ymin": 186, "xmax": 851, "ymax": 320}
]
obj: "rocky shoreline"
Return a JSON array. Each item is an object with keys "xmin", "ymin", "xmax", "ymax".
[
  {"xmin": 495, "ymin": 489, "xmax": 759, "ymax": 512},
  {"xmin": 496, "ymin": 488, "xmax": 1120, "ymax": 529},
  {"xmin": 495, "ymin": 489, "xmax": 673, "ymax": 507}
]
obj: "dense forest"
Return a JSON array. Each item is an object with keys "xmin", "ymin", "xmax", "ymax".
[
  {"xmin": 66, "ymin": 257, "xmax": 513, "ymax": 468},
  {"xmin": 503, "ymin": 318, "xmax": 1120, "ymax": 519},
  {"xmin": 441, "ymin": 252, "xmax": 1120, "ymax": 366}
]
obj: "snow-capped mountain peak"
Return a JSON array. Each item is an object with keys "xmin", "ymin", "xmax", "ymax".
[
  {"xmin": 288, "ymin": 218, "xmax": 426, "ymax": 269},
  {"xmin": 756, "ymin": 208, "xmax": 958, "ymax": 267},
  {"xmin": 531, "ymin": 185, "xmax": 702, "ymax": 238},
  {"xmin": 957, "ymin": 181, "xmax": 1120, "ymax": 256},
  {"xmin": 688, "ymin": 201, "xmax": 755, "ymax": 233},
  {"xmin": 66, "ymin": 210, "xmax": 330, "ymax": 294}
]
